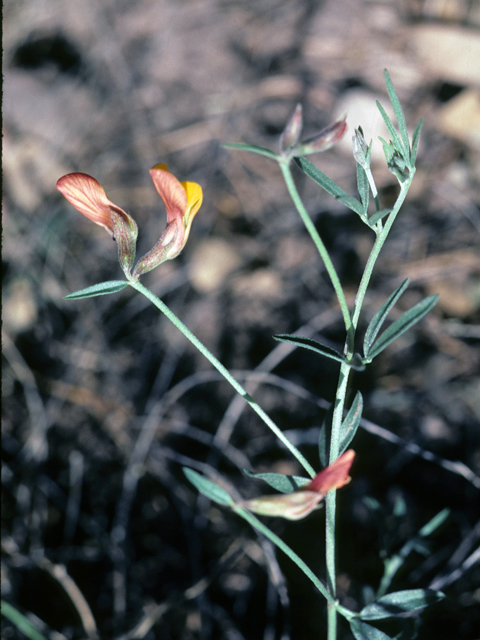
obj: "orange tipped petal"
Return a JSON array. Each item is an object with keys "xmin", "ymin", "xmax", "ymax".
[
  {"xmin": 306, "ymin": 450, "xmax": 355, "ymax": 494},
  {"xmin": 56, "ymin": 173, "xmax": 115, "ymax": 234},
  {"xmin": 149, "ymin": 165, "xmax": 188, "ymax": 226}
]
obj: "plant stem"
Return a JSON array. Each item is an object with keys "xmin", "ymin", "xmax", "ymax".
[
  {"xmin": 325, "ymin": 360, "xmax": 352, "ymax": 640},
  {"xmin": 279, "ymin": 160, "xmax": 354, "ymax": 353},
  {"xmin": 129, "ymin": 279, "xmax": 316, "ymax": 477},
  {"xmin": 234, "ymin": 506, "xmax": 336, "ymax": 606},
  {"xmin": 322, "ymin": 173, "xmax": 415, "ymax": 640},
  {"xmin": 352, "ymin": 175, "xmax": 414, "ymax": 329}
]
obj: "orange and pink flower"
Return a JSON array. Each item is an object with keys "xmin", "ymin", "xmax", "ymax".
[
  {"xmin": 241, "ymin": 450, "xmax": 355, "ymax": 520},
  {"xmin": 56, "ymin": 165, "xmax": 203, "ymax": 280}
]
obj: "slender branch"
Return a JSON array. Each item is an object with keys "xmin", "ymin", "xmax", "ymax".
[
  {"xmin": 279, "ymin": 160, "xmax": 354, "ymax": 353},
  {"xmin": 129, "ymin": 280, "xmax": 316, "ymax": 478},
  {"xmin": 234, "ymin": 505, "xmax": 336, "ymax": 606},
  {"xmin": 352, "ymin": 174, "xmax": 415, "ymax": 329}
]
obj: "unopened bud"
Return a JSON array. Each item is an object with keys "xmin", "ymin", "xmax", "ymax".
[
  {"xmin": 296, "ymin": 114, "xmax": 347, "ymax": 156},
  {"xmin": 352, "ymin": 126, "xmax": 371, "ymax": 168},
  {"xmin": 280, "ymin": 103, "xmax": 303, "ymax": 154},
  {"xmin": 240, "ymin": 450, "xmax": 355, "ymax": 521}
]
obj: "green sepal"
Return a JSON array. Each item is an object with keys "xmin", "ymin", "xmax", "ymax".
[
  {"xmin": 359, "ymin": 589, "xmax": 446, "ymax": 621},
  {"xmin": 243, "ymin": 469, "xmax": 310, "ymax": 493},
  {"xmin": 364, "ymin": 279, "xmax": 410, "ymax": 357},
  {"xmin": 64, "ymin": 280, "xmax": 129, "ymax": 300},
  {"xmin": 273, "ymin": 334, "xmax": 366, "ymax": 371},
  {"xmin": 350, "ymin": 619, "xmax": 393, "ymax": 640},
  {"xmin": 183, "ymin": 468, "xmax": 234, "ymax": 506},
  {"xmin": 223, "ymin": 142, "xmax": 278, "ymax": 160},
  {"xmin": 364, "ymin": 294, "xmax": 439, "ymax": 362},
  {"xmin": 294, "ymin": 157, "xmax": 364, "ymax": 216}
]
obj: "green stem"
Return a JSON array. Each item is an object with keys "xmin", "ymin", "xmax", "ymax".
[
  {"xmin": 325, "ymin": 360, "xmax": 352, "ymax": 640},
  {"xmin": 352, "ymin": 174, "xmax": 414, "ymax": 329},
  {"xmin": 279, "ymin": 160, "xmax": 354, "ymax": 353},
  {"xmin": 323, "ymin": 172, "xmax": 415, "ymax": 640},
  {"xmin": 129, "ymin": 280, "xmax": 316, "ymax": 478}
]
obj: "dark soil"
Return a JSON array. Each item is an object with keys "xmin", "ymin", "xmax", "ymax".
[{"xmin": 3, "ymin": 1, "xmax": 480, "ymax": 639}]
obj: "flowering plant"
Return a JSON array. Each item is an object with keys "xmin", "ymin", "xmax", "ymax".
[{"xmin": 55, "ymin": 71, "xmax": 446, "ymax": 640}]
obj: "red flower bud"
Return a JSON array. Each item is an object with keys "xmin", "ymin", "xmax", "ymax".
[{"xmin": 241, "ymin": 450, "xmax": 355, "ymax": 520}]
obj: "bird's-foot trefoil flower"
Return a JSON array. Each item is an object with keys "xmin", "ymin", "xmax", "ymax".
[
  {"xmin": 240, "ymin": 449, "xmax": 355, "ymax": 521},
  {"xmin": 132, "ymin": 164, "xmax": 203, "ymax": 280},
  {"xmin": 56, "ymin": 165, "xmax": 203, "ymax": 281},
  {"xmin": 56, "ymin": 173, "xmax": 138, "ymax": 279},
  {"xmin": 279, "ymin": 106, "xmax": 347, "ymax": 160}
]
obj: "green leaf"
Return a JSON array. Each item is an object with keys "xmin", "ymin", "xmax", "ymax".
[
  {"xmin": 364, "ymin": 279, "xmax": 410, "ymax": 357},
  {"xmin": 223, "ymin": 142, "xmax": 277, "ymax": 160},
  {"xmin": 243, "ymin": 469, "xmax": 310, "ymax": 493},
  {"xmin": 350, "ymin": 618, "xmax": 394, "ymax": 640},
  {"xmin": 365, "ymin": 294, "xmax": 439, "ymax": 361},
  {"xmin": 64, "ymin": 280, "xmax": 128, "ymax": 300},
  {"xmin": 318, "ymin": 404, "xmax": 334, "ymax": 468},
  {"xmin": 384, "ymin": 70, "xmax": 410, "ymax": 161},
  {"xmin": 410, "ymin": 118, "xmax": 423, "ymax": 166},
  {"xmin": 376, "ymin": 101, "xmax": 408, "ymax": 166},
  {"xmin": 338, "ymin": 195, "xmax": 364, "ymax": 217},
  {"xmin": 183, "ymin": 468, "xmax": 234, "ymax": 506},
  {"xmin": 359, "ymin": 589, "xmax": 446, "ymax": 621},
  {"xmin": 368, "ymin": 208, "xmax": 392, "ymax": 227},
  {"xmin": 340, "ymin": 391, "xmax": 363, "ymax": 454},
  {"xmin": 294, "ymin": 157, "xmax": 363, "ymax": 216},
  {"xmin": 1, "ymin": 601, "xmax": 47, "ymax": 640},
  {"xmin": 357, "ymin": 163, "xmax": 370, "ymax": 217},
  {"xmin": 273, "ymin": 334, "xmax": 366, "ymax": 371}
]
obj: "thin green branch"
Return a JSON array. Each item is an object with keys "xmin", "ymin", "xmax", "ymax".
[
  {"xmin": 234, "ymin": 506, "xmax": 336, "ymax": 605},
  {"xmin": 352, "ymin": 174, "xmax": 414, "ymax": 330},
  {"xmin": 279, "ymin": 159, "xmax": 354, "ymax": 353},
  {"xmin": 129, "ymin": 280, "xmax": 316, "ymax": 478}
]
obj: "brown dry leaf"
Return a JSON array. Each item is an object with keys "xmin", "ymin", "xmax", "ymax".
[
  {"xmin": 436, "ymin": 89, "xmax": 480, "ymax": 148},
  {"xmin": 411, "ymin": 25, "xmax": 480, "ymax": 86},
  {"xmin": 398, "ymin": 250, "xmax": 480, "ymax": 282}
]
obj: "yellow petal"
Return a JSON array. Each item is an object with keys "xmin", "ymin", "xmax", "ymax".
[
  {"xmin": 181, "ymin": 181, "xmax": 203, "ymax": 244},
  {"xmin": 242, "ymin": 490, "xmax": 324, "ymax": 521}
]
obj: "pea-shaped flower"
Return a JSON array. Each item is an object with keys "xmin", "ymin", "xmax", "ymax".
[
  {"xmin": 56, "ymin": 164, "xmax": 203, "ymax": 281},
  {"xmin": 241, "ymin": 450, "xmax": 355, "ymax": 521},
  {"xmin": 56, "ymin": 172, "xmax": 138, "ymax": 279},
  {"xmin": 132, "ymin": 164, "xmax": 203, "ymax": 280}
]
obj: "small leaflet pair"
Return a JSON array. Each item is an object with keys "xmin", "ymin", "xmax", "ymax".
[{"xmin": 241, "ymin": 450, "xmax": 355, "ymax": 521}]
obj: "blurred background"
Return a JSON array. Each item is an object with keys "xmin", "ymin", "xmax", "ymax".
[{"xmin": 2, "ymin": 0, "xmax": 480, "ymax": 638}]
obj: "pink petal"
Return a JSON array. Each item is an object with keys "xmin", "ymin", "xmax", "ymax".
[
  {"xmin": 242, "ymin": 490, "xmax": 323, "ymax": 521},
  {"xmin": 149, "ymin": 165, "xmax": 188, "ymax": 227},
  {"xmin": 57, "ymin": 173, "xmax": 116, "ymax": 234},
  {"xmin": 306, "ymin": 450, "xmax": 355, "ymax": 494}
]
